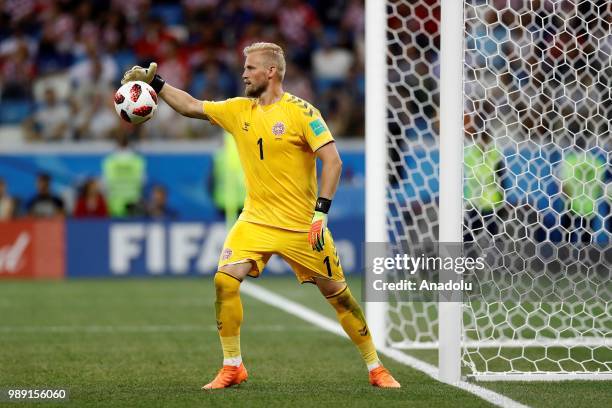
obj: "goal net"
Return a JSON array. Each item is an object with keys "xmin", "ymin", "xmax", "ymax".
[{"xmin": 377, "ymin": 0, "xmax": 611, "ymax": 381}]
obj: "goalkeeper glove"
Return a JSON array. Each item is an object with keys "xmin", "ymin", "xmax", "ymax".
[
  {"xmin": 121, "ymin": 62, "xmax": 166, "ymax": 93},
  {"xmin": 309, "ymin": 197, "xmax": 331, "ymax": 252}
]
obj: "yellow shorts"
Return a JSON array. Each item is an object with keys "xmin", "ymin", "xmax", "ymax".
[{"xmin": 218, "ymin": 220, "xmax": 345, "ymax": 283}]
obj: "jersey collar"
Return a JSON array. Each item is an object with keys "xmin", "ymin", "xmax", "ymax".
[{"xmin": 257, "ymin": 92, "xmax": 287, "ymax": 112}]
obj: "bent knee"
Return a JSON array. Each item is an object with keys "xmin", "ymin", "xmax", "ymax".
[
  {"xmin": 218, "ymin": 262, "xmax": 253, "ymax": 280},
  {"xmin": 314, "ymin": 277, "xmax": 347, "ymax": 298}
]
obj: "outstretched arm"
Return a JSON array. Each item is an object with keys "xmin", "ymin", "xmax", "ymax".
[
  {"xmin": 159, "ymin": 83, "xmax": 208, "ymax": 120},
  {"xmin": 122, "ymin": 62, "xmax": 208, "ymax": 120}
]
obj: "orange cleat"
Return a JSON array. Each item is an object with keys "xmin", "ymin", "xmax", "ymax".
[
  {"xmin": 369, "ymin": 366, "xmax": 401, "ymax": 388},
  {"xmin": 202, "ymin": 363, "xmax": 248, "ymax": 390}
]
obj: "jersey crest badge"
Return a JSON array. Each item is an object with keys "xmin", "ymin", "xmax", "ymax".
[
  {"xmin": 272, "ymin": 122, "xmax": 285, "ymax": 139},
  {"xmin": 222, "ymin": 248, "xmax": 233, "ymax": 260}
]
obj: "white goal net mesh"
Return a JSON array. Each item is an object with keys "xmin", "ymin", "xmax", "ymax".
[{"xmin": 386, "ymin": 0, "xmax": 611, "ymax": 379}]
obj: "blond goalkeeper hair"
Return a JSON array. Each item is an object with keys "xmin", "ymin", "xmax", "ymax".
[{"xmin": 243, "ymin": 42, "xmax": 286, "ymax": 80}]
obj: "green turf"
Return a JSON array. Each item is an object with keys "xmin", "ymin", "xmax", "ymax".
[
  {"xmin": 0, "ymin": 276, "xmax": 609, "ymax": 407},
  {"xmin": 0, "ymin": 277, "xmax": 490, "ymax": 408}
]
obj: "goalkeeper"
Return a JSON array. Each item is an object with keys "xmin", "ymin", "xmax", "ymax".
[{"xmin": 122, "ymin": 42, "xmax": 400, "ymax": 390}]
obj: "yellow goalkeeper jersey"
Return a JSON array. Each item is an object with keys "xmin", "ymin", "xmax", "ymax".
[{"xmin": 203, "ymin": 92, "xmax": 334, "ymax": 232}]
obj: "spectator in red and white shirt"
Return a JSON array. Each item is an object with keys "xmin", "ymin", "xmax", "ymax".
[
  {"xmin": 73, "ymin": 178, "xmax": 108, "ymax": 218},
  {"xmin": 277, "ymin": 0, "xmax": 321, "ymax": 49}
]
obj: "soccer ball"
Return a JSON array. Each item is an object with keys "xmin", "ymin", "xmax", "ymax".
[{"xmin": 114, "ymin": 81, "xmax": 158, "ymax": 124}]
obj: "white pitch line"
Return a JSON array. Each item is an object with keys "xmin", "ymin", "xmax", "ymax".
[{"xmin": 241, "ymin": 281, "xmax": 530, "ymax": 408}]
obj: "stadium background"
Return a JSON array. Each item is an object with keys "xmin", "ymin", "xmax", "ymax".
[
  {"xmin": 2, "ymin": 0, "xmax": 607, "ymax": 279},
  {"xmin": 0, "ymin": 1, "xmax": 610, "ymax": 406},
  {"xmin": 0, "ymin": 0, "xmax": 367, "ymax": 278}
]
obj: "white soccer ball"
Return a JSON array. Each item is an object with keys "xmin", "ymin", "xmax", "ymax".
[{"xmin": 114, "ymin": 81, "xmax": 158, "ymax": 124}]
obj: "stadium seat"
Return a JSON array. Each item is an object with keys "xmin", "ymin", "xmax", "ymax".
[
  {"xmin": 0, "ymin": 100, "xmax": 33, "ymax": 124},
  {"xmin": 113, "ymin": 50, "xmax": 137, "ymax": 76},
  {"xmin": 150, "ymin": 4, "xmax": 184, "ymax": 26}
]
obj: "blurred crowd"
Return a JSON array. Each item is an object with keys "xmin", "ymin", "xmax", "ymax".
[
  {"xmin": 0, "ymin": 136, "xmax": 176, "ymax": 220},
  {"xmin": 386, "ymin": 0, "xmax": 609, "ymax": 151},
  {"xmin": 384, "ymin": 0, "xmax": 611, "ymax": 246},
  {"xmin": 0, "ymin": 173, "xmax": 176, "ymax": 220},
  {"xmin": 0, "ymin": 0, "xmax": 365, "ymax": 141}
]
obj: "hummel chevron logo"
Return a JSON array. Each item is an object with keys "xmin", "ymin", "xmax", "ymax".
[
  {"xmin": 242, "ymin": 122, "xmax": 250, "ymax": 132},
  {"xmin": 289, "ymin": 98, "xmax": 316, "ymax": 116},
  {"xmin": 359, "ymin": 325, "xmax": 369, "ymax": 336},
  {"xmin": 216, "ymin": 320, "xmax": 223, "ymax": 330}
]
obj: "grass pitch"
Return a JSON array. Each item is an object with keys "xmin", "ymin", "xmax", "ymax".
[{"xmin": 0, "ymin": 276, "xmax": 609, "ymax": 407}]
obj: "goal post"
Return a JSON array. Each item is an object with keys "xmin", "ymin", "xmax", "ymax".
[
  {"xmin": 365, "ymin": 0, "xmax": 611, "ymax": 382},
  {"xmin": 364, "ymin": 0, "xmax": 388, "ymax": 350},
  {"xmin": 437, "ymin": 0, "xmax": 464, "ymax": 384}
]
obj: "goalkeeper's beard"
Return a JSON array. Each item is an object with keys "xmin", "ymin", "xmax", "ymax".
[{"xmin": 245, "ymin": 81, "xmax": 267, "ymax": 98}]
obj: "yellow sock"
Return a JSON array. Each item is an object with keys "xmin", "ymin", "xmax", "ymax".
[
  {"xmin": 214, "ymin": 272, "xmax": 243, "ymax": 365},
  {"xmin": 326, "ymin": 286, "xmax": 380, "ymax": 370}
]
